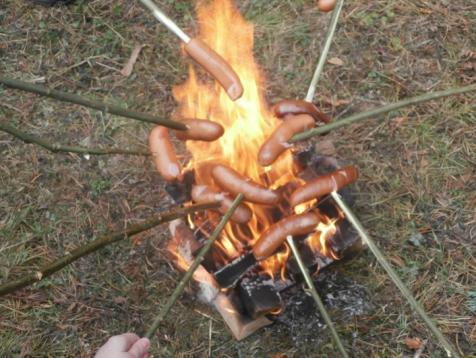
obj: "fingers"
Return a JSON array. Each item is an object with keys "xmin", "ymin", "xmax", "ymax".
[
  {"xmin": 127, "ymin": 337, "xmax": 151, "ymax": 358},
  {"xmin": 106, "ymin": 333, "xmax": 140, "ymax": 352}
]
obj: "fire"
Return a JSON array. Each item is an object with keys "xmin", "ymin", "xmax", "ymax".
[
  {"xmin": 307, "ymin": 218, "xmax": 339, "ymax": 260},
  {"xmin": 171, "ymin": 0, "xmax": 337, "ymax": 278}
]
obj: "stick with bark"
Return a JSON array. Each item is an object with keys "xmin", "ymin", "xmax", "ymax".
[
  {"xmin": 0, "ymin": 203, "xmax": 220, "ymax": 297},
  {"xmin": 0, "ymin": 77, "xmax": 187, "ymax": 130},
  {"xmin": 145, "ymin": 194, "xmax": 244, "ymax": 339},
  {"xmin": 0, "ymin": 122, "xmax": 150, "ymax": 156},
  {"xmin": 291, "ymin": 83, "xmax": 476, "ymax": 143}
]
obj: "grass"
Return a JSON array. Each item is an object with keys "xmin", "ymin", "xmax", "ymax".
[{"xmin": 0, "ymin": 0, "xmax": 475, "ymax": 356}]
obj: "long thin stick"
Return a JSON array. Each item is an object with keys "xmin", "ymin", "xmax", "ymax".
[
  {"xmin": 286, "ymin": 236, "xmax": 349, "ymax": 358},
  {"xmin": 0, "ymin": 203, "xmax": 220, "ymax": 297},
  {"xmin": 0, "ymin": 122, "xmax": 150, "ymax": 157},
  {"xmin": 0, "ymin": 77, "xmax": 187, "ymax": 130},
  {"xmin": 293, "ymin": 83, "xmax": 476, "ymax": 142},
  {"xmin": 305, "ymin": 0, "xmax": 345, "ymax": 102},
  {"xmin": 145, "ymin": 194, "xmax": 244, "ymax": 339},
  {"xmin": 331, "ymin": 192, "xmax": 460, "ymax": 358}
]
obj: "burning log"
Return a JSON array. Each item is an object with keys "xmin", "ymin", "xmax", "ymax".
[{"xmin": 238, "ymin": 276, "xmax": 283, "ymax": 319}]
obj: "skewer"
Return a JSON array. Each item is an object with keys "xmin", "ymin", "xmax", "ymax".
[
  {"xmin": 287, "ymin": 236, "xmax": 349, "ymax": 358},
  {"xmin": 301, "ymin": 1, "xmax": 460, "ymax": 356},
  {"xmin": 138, "ymin": 0, "xmax": 244, "ymax": 101}
]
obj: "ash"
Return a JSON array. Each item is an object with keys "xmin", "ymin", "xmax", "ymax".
[{"xmin": 270, "ymin": 271, "xmax": 372, "ymax": 345}]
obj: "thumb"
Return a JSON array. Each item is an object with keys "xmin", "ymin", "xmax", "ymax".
[{"xmin": 127, "ymin": 337, "xmax": 151, "ymax": 358}]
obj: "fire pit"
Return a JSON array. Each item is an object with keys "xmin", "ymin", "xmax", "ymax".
[{"xmin": 147, "ymin": 0, "xmax": 363, "ymax": 340}]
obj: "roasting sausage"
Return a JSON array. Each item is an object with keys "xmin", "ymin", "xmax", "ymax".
[
  {"xmin": 317, "ymin": 0, "xmax": 337, "ymax": 12},
  {"xmin": 148, "ymin": 126, "xmax": 182, "ymax": 182},
  {"xmin": 290, "ymin": 166, "xmax": 359, "ymax": 207},
  {"xmin": 175, "ymin": 119, "xmax": 224, "ymax": 142},
  {"xmin": 191, "ymin": 185, "xmax": 252, "ymax": 224},
  {"xmin": 211, "ymin": 164, "xmax": 280, "ymax": 205},
  {"xmin": 184, "ymin": 38, "xmax": 244, "ymax": 101},
  {"xmin": 252, "ymin": 212, "xmax": 320, "ymax": 260},
  {"xmin": 258, "ymin": 114, "xmax": 315, "ymax": 166},
  {"xmin": 273, "ymin": 99, "xmax": 331, "ymax": 124}
]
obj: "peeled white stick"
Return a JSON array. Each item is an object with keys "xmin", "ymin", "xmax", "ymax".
[{"xmin": 138, "ymin": 0, "xmax": 244, "ymax": 100}]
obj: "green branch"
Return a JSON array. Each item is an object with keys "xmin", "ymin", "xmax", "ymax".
[
  {"xmin": 0, "ymin": 122, "xmax": 150, "ymax": 156},
  {"xmin": 0, "ymin": 203, "xmax": 220, "ymax": 297},
  {"xmin": 0, "ymin": 77, "xmax": 187, "ymax": 130}
]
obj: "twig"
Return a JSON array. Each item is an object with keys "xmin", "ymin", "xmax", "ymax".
[
  {"xmin": 0, "ymin": 77, "xmax": 187, "ymax": 130},
  {"xmin": 0, "ymin": 122, "xmax": 150, "ymax": 157},
  {"xmin": 286, "ymin": 236, "xmax": 349, "ymax": 358},
  {"xmin": 0, "ymin": 202, "xmax": 220, "ymax": 297},
  {"xmin": 331, "ymin": 192, "xmax": 460, "ymax": 358},
  {"xmin": 292, "ymin": 84, "xmax": 476, "ymax": 142},
  {"xmin": 305, "ymin": 0, "xmax": 345, "ymax": 102},
  {"xmin": 145, "ymin": 194, "xmax": 244, "ymax": 339}
]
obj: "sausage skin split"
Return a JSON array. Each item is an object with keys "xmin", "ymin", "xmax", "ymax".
[
  {"xmin": 258, "ymin": 114, "xmax": 315, "ymax": 166},
  {"xmin": 290, "ymin": 166, "xmax": 359, "ymax": 207},
  {"xmin": 175, "ymin": 119, "xmax": 224, "ymax": 142},
  {"xmin": 211, "ymin": 164, "xmax": 280, "ymax": 205},
  {"xmin": 252, "ymin": 212, "xmax": 320, "ymax": 260},
  {"xmin": 273, "ymin": 99, "xmax": 331, "ymax": 124},
  {"xmin": 148, "ymin": 126, "xmax": 183, "ymax": 182},
  {"xmin": 191, "ymin": 185, "xmax": 252, "ymax": 224}
]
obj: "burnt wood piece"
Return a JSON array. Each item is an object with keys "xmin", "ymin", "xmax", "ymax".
[
  {"xmin": 286, "ymin": 219, "xmax": 362, "ymax": 279},
  {"xmin": 238, "ymin": 276, "xmax": 282, "ymax": 319},
  {"xmin": 165, "ymin": 170, "xmax": 195, "ymax": 204}
]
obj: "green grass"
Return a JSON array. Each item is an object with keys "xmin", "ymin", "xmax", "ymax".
[{"xmin": 0, "ymin": 0, "xmax": 475, "ymax": 356}]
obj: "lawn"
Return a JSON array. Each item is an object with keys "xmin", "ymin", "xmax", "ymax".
[{"xmin": 0, "ymin": 0, "xmax": 474, "ymax": 356}]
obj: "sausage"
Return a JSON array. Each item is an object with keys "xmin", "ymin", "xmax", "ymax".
[
  {"xmin": 273, "ymin": 99, "xmax": 331, "ymax": 124},
  {"xmin": 191, "ymin": 185, "xmax": 252, "ymax": 224},
  {"xmin": 290, "ymin": 166, "xmax": 359, "ymax": 207},
  {"xmin": 148, "ymin": 126, "xmax": 182, "ymax": 182},
  {"xmin": 211, "ymin": 164, "xmax": 280, "ymax": 205},
  {"xmin": 175, "ymin": 119, "xmax": 224, "ymax": 142},
  {"xmin": 318, "ymin": 0, "xmax": 336, "ymax": 12},
  {"xmin": 252, "ymin": 212, "xmax": 320, "ymax": 260},
  {"xmin": 184, "ymin": 38, "xmax": 244, "ymax": 101},
  {"xmin": 258, "ymin": 114, "xmax": 315, "ymax": 166}
]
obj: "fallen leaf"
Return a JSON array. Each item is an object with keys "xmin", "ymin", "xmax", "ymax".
[
  {"xmin": 321, "ymin": 96, "xmax": 351, "ymax": 107},
  {"xmin": 121, "ymin": 44, "xmax": 146, "ymax": 77},
  {"xmin": 405, "ymin": 337, "xmax": 423, "ymax": 349},
  {"xmin": 113, "ymin": 296, "xmax": 128, "ymax": 305},
  {"xmin": 328, "ymin": 57, "xmax": 344, "ymax": 66}
]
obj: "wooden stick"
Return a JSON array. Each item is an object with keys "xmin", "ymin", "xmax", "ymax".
[
  {"xmin": 305, "ymin": 0, "xmax": 345, "ymax": 102},
  {"xmin": 0, "ymin": 77, "xmax": 187, "ymax": 130},
  {"xmin": 0, "ymin": 122, "xmax": 150, "ymax": 157},
  {"xmin": 331, "ymin": 192, "xmax": 460, "ymax": 358},
  {"xmin": 286, "ymin": 236, "xmax": 349, "ymax": 358},
  {"xmin": 0, "ymin": 203, "xmax": 220, "ymax": 297},
  {"xmin": 292, "ymin": 84, "xmax": 476, "ymax": 142},
  {"xmin": 145, "ymin": 194, "xmax": 244, "ymax": 339}
]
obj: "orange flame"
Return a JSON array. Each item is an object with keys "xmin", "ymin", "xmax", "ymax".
[{"xmin": 171, "ymin": 0, "xmax": 339, "ymax": 278}]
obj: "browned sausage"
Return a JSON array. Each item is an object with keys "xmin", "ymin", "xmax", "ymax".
[
  {"xmin": 290, "ymin": 166, "xmax": 359, "ymax": 207},
  {"xmin": 175, "ymin": 119, "xmax": 224, "ymax": 142},
  {"xmin": 252, "ymin": 212, "xmax": 320, "ymax": 260},
  {"xmin": 258, "ymin": 114, "xmax": 315, "ymax": 166},
  {"xmin": 211, "ymin": 164, "xmax": 280, "ymax": 205},
  {"xmin": 184, "ymin": 38, "xmax": 244, "ymax": 101},
  {"xmin": 148, "ymin": 126, "xmax": 182, "ymax": 182},
  {"xmin": 273, "ymin": 99, "xmax": 331, "ymax": 124},
  {"xmin": 318, "ymin": 0, "xmax": 336, "ymax": 12},
  {"xmin": 191, "ymin": 185, "xmax": 252, "ymax": 224}
]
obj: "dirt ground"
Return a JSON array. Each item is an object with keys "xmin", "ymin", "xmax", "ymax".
[{"xmin": 0, "ymin": 0, "xmax": 475, "ymax": 357}]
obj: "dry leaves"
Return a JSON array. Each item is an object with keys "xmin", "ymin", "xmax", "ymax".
[
  {"xmin": 328, "ymin": 57, "xmax": 344, "ymax": 66},
  {"xmin": 121, "ymin": 44, "xmax": 146, "ymax": 77},
  {"xmin": 405, "ymin": 337, "xmax": 423, "ymax": 349}
]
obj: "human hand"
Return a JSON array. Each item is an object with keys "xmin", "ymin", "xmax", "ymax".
[{"xmin": 95, "ymin": 333, "xmax": 150, "ymax": 358}]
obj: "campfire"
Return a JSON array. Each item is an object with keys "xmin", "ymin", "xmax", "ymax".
[{"xmin": 147, "ymin": 0, "xmax": 362, "ymax": 340}]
